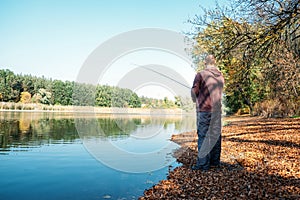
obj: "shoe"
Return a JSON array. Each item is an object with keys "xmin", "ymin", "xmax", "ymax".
[
  {"xmin": 210, "ymin": 164, "xmax": 221, "ymax": 169},
  {"xmin": 191, "ymin": 165, "xmax": 209, "ymax": 171},
  {"xmin": 210, "ymin": 165, "xmax": 221, "ymax": 171}
]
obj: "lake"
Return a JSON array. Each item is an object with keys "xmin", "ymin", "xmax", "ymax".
[{"xmin": 0, "ymin": 111, "xmax": 196, "ymax": 200}]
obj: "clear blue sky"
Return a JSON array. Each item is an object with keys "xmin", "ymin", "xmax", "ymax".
[{"xmin": 0, "ymin": 0, "xmax": 220, "ymax": 82}]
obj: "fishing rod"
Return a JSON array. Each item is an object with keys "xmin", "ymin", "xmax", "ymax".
[{"xmin": 131, "ymin": 63, "xmax": 191, "ymax": 89}]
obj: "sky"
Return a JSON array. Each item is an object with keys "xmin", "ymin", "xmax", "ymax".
[{"xmin": 0, "ymin": 0, "xmax": 222, "ymax": 99}]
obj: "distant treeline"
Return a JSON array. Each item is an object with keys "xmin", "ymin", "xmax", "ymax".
[{"xmin": 0, "ymin": 69, "xmax": 181, "ymax": 109}]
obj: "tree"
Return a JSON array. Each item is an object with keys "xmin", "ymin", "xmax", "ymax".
[
  {"xmin": 189, "ymin": 0, "xmax": 300, "ymax": 116},
  {"xmin": 52, "ymin": 80, "xmax": 73, "ymax": 105},
  {"xmin": 72, "ymin": 82, "xmax": 95, "ymax": 106},
  {"xmin": 0, "ymin": 69, "xmax": 12, "ymax": 101},
  {"xmin": 33, "ymin": 88, "xmax": 52, "ymax": 105},
  {"xmin": 128, "ymin": 93, "xmax": 140, "ymax": 108},
  {"xmin": 95, "ymin": 85, "xmax": 112, "ymax": 107},
  {"xmin": 20, "ymin": 91, "xmax": 31, "ymax": 103}
]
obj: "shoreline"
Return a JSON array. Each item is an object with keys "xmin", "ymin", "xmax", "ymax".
[
  {"xmin": 140, "ymin": 116, "xmax": 300, "ymax": 199},
  {"xmin": 0, "ymin": 102, "xmax": 194, "ymax": 115}
]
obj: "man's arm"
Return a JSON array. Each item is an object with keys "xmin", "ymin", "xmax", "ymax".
[{"xmin": 191, "ymin": 73, "xmax": 201, "ymax": 102}]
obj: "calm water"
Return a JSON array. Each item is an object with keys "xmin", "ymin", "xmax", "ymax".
[{"xmin": 0, "ymin": 111, "xmax": 195, "ymax": 200}]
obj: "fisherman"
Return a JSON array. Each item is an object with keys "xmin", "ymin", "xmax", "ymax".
[{"xmin": 191, "ymin": 54, "xmax": 224, "ymax": 171}]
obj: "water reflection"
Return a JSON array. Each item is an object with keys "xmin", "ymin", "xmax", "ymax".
[
  {"xmin": 0, "ymin": 111, "xmax": 196, "ymax": 199},
  {"xmin": 0, "ymin": 113, "xmax": 78, "ymax": 150},
  {"xmin": 77, "ymin": 113, "xmax": 196, "ymax": 173},
  {"xmin": 0, "ymin": 111, "xmax": 196, "ymax": 172},
  {"xmin": 0, "ymin": 112, "xmax": 196, "ymax": 151}
]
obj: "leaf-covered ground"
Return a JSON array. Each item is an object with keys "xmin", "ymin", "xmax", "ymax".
[{"xmin": 139, "ymin": 116, "xmax": 300, "ymax": 199}]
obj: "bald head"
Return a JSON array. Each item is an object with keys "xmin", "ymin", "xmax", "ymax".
[{"xmin": 205, "ymin": 55, "xmax": 216, "ymax": 66}]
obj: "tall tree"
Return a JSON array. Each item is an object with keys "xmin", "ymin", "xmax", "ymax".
[{"xmin": 189, "ymin": 0, "xmax": 300, "ymax": 116}]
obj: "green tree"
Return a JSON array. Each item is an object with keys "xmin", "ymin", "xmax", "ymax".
[
  {"xmin": 52, "ymin": 80, "xmax": 73, "ymax": 105},
  {"xmin": 128, "ymin": 92, "xmax": 141, "ymax": 108},
  {"xmin": 72, "ymin": 82, "xmax": 95, "ymax": 106},
  {"xmin": 0, "ymin": 69, "xmax": 13, "ymax": 101},
  {"xmin": 37, "ymin": 88, "xmax": 52, "ymax": 105},
  {"xmin": 95, "ymin": 85, "xmax": 112, "ymax": 107}
]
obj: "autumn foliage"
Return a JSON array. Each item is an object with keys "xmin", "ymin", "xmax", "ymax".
[
  {"xmin": 189, "ymin": 0, "xmax": 300, "ymax": 116},
  {"xmin": 140, "ymin": 116, "xmax": 300, "ymax": 199}
]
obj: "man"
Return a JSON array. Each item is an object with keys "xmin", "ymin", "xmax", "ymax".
[{"xmin": 191, "ymin": 54, "xmax": 224, "ymax": 171}]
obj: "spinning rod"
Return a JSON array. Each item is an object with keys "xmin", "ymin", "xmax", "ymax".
[{"xmin": 131, "ymin": 63, "xmax": 191, "ymax": 89}]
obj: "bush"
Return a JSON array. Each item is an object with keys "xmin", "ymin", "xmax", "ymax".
[
  {"xmin": 253, "ymin": 99, "xmax": 299, "ymax": 117},
  {"xmin": 20, "ymin": 92, "xmax": 31, "ymax": 103}
]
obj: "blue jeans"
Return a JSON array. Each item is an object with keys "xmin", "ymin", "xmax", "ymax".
[{"xmin": 196, "ymin": 111, "xmax": 222, "ymax": 169}]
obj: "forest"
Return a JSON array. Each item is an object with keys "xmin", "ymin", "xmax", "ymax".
[{"xmin": 0, "ymin": 69, "xmax": 179, "ymax": 109}]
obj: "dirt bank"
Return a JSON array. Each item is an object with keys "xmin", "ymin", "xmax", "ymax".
[{"xmin": 140, "ymin": 116, "xmax": 300, "ymax": 199}]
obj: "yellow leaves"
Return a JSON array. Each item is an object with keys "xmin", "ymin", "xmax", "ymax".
[
  {"xmin": 20, "ymin": 91, "xmax": 31, "ymax": 103},
  {"xmin": 140, "ymin": 117, "xmax": 300, "ymax": 199},
  {"xmin": 231, "ymin": 57, "xmax": 237, "ymax": 63}
]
